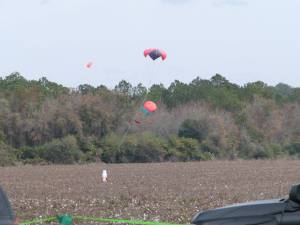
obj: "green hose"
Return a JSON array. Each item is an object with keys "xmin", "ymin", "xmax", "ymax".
[{"xmin": 19, "ymin": 215, "xmax": 185, "ymax": 225}]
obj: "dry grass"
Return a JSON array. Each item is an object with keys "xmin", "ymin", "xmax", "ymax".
[{"xmin": 1, "ymin": 160, "xmax": 300, "ymax": 224}]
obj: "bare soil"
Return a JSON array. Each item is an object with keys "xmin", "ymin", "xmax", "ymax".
[{"xmin": 1, "ymin": 160, "xmax": 300, "ymax": 224}]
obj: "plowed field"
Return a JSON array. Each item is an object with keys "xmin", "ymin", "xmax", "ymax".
[{"xmin": 1, "ymin": 160, "xmax": 300, "ymax": 224}]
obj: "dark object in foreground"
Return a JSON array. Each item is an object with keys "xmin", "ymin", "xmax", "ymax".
[
  {"xmin": 192, "ymin": 184, "xmax": 300, "ymax": 225},
  {"xmin": 0, "ymin": 185, "xmax": 18, "ymax": 225}
]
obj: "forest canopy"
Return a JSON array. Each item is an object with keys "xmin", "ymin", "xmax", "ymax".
[{"xmin": 0, "ymin": 72, "xmax": 299, "ymax": 165}]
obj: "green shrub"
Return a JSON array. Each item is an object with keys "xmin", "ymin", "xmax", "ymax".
[
  {"xmin": 168, "ymin": 135, "xmax": 203, "ymax": 161},
  {"xmin": 0, "ymin": 142, "xmax": 16, "ymax": 166},
  {"xmin": 18, "ymin": 146, "xmax": 40, "ymax": 160},
  {"xmin": 101, "ymin": 132, "xmax": 168, "ymax": 163},
  {"xmin": 178, "ymin": 119, "xmax": 209, "ymax": 142},
  {"xmin": 41, "ymin": 135, "xmax": 83, "ymax": 164},
  {"xmin": 285, "ymin": 142, "xmax": 300, "ymax": 157}
]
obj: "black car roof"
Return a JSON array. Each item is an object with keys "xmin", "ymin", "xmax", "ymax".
[
  {"xmin": 191, "ymin": 199, "xmax": 287, "ymax": 225},
  {"xmin": 0, "ymin": 186, "xmax": 15, "ymax": 220}
]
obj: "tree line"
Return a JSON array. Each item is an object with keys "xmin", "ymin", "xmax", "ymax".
[{"xmin": 0, "ymin": 72, "xmax": 299, "ymax": 166}]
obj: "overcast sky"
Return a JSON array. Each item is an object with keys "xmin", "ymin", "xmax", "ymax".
[{"xmin": 0, "ymin": 0, "xmax": 299, "ymax": 88}]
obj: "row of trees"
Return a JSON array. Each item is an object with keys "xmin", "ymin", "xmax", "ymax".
[{"xmin": 0, "ymin": 72, "xmax": 299, "ymax": 166}]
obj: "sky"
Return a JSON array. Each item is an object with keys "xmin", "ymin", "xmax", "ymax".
[{"xmin": 0, "ymin": 0, "xmax": 300, "ymax": 88}]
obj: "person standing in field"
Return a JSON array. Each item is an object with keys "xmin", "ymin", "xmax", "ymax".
[{"xmin": 102, "ymin": 169, "xmax": 108, "ymax": 182}]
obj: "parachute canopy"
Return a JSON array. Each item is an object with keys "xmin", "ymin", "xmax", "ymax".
[
  {"xmin": 85, "ymin": 62, "xmax": 93, "ymax": 69},
  {"xmin": 143, "ymin": 48, "xmax": 167, "ymax": 61},
  {"xmin": 132, "ymin": 101, "xmax": 157, "ymax": 125},
  {"xmin": 143, "ymin": 101, "xmax": 157, "ymax": 112}
]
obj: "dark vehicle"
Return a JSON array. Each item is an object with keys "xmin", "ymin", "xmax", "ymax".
[
  {"xmin": 191, "ymin": 184, "xmax": 300, "ymax": 225},
  {"xmin": 0, "ymin": 186, "xmax": 18, "ymax": 225}
]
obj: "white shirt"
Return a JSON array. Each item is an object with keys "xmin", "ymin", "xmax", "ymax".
[{"xmin": 102, "ymin": 170, "xmax": 107, "ymax": 177}]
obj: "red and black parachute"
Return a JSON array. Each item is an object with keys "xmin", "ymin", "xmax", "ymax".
[{"xmin": 143, "ymin": 48, "xmax": 167, "ymax": 61}]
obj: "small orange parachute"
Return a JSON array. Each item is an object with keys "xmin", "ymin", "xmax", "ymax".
[{"xmin": 85, "ymin": 62, "xmax": 93, "ymax": 69}]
